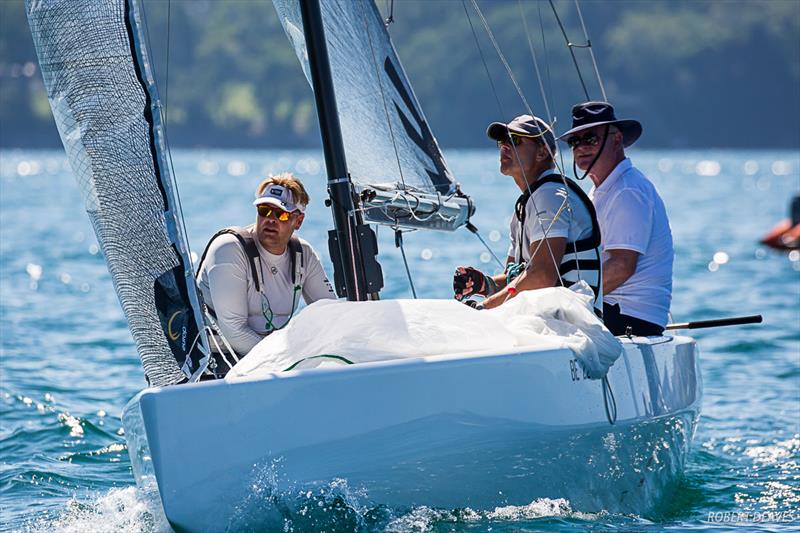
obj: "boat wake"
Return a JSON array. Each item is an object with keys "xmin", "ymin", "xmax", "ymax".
[
  {"xmin": 221, "ymin": 459, "xmax": 635, "ymax": 532},
  {"xmin": 18, "ymin": 484, "xmax": 624, "ymax": 533},
  {"xmin": 19, "ymin": 487, "xmax": 170, "ymax": 533}
]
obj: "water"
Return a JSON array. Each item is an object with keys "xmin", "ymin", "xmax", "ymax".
[{"xmin": 1, "ymin": 148, "xmax": 798, "ymax": 532}]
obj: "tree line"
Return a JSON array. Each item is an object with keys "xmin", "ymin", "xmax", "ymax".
[{"xmin": 1, "ymin": 0, "xmax": 798, "ymax": 149}]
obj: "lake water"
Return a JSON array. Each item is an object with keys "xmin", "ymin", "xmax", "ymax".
[{"xmin": 1, "ymin": 148, "xmax": 798, "ymax": 532}]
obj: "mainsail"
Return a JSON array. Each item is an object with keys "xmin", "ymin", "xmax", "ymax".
[
  {"xmin": 274, "ymin": 0, "xmax": 473, "ymax": 231},
  {"xmin": 26, "ymin": 0, "xmax": 210, "ymax": 386}
]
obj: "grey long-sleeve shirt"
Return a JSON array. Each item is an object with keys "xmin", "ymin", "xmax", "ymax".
[{"xmin": 197, "ymin": 226, "xmax": 336, "ymax": 356}]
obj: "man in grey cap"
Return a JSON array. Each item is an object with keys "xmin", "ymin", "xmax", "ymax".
[
  {"xmin": 453, "ymin": 115, "xmax": 603, "ymax": 314},
  {"xmin": 196, "ymin": 173, "xmax": 335, "ymax": 377},
  {"xmin": 560, "ymin": 101, "xmax": 673, "ymax": 336}
]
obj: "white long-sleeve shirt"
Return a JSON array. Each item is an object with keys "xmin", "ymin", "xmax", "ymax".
[{"xmin": 197, "ymin": 226, "xmax": 336, "ymax": 356}]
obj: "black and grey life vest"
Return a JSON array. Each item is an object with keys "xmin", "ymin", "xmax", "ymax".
[
  {"xmin": 514, "ymin": 174, "xmax": 603, "ymax": 315},
  {"xmin": 196, "ymin": 225, "xmax": 304, "ymax": 318}
]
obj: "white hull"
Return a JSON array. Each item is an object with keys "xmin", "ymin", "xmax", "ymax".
[{"xmin": 123, "ymin": 335, "xmax": 701, "ymax": 532}]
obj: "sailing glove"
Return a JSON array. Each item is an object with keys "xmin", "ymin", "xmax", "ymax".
[{"xmin": 453, "ymin": 266, "xmax": 497, "ymax": 301}]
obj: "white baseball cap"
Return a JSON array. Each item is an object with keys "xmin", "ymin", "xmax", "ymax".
[{"xmin": 253, "ymin": 184, "xmax": 305, "ymax": 213}]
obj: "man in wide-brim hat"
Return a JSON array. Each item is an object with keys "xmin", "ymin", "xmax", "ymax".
[{"xmin": 560, "ymin": 101, "xmax": 674, "ymax": 336}]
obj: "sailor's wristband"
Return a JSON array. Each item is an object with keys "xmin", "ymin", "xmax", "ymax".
[{"xmin": 485, "ymin": 276, "xmax": 498, "ymax": 297}]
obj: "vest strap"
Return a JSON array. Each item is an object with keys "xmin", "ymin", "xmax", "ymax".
[
  {"xmin": 515, "ymin": 174, "xmax": 601, "ymax": 260},
  {"xmin": 513, "ymin": 174, "xmax": 603, "ymax": 312},
  {"xmin": 197, "ymin": 226, "xmax": 305, "ymax": 293}
]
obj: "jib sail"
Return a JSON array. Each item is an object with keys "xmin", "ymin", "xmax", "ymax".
[{"xmin": 273, "ymin": 0, "xmax": 474, "ymax": 231}]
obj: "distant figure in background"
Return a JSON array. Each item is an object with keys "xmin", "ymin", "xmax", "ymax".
[
  {"xmin": 197, "ymin": 173, "xmax": 335, "ymax": 376},
  {"xmin": 760, "ymin": 193, "xmax": 800, "ymax": 250},
  {"xmin": 561, "ymin": 101, "xmax": 673, "ymax": 336},
  {"xmin": 452, "ymin": 115, "xmax": 603, "ymax": 313}
]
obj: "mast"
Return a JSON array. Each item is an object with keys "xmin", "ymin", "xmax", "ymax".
[{"xmin": 299, "ymin": 0, "xmax": 383, "ymax": 301}]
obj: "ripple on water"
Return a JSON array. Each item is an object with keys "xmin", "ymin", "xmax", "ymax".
[
  {"xmin": 19, "ymin": 487, "xmax": 169, "ymax": 533},
  {"xmin": 3, "ymin": 149, "xmax": 799, "ymax": 531}
]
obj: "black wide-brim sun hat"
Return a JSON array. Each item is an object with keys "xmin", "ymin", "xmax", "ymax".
[{"xmin": 558, "ymin": 101, "xmax": 642, "ymax": 148}]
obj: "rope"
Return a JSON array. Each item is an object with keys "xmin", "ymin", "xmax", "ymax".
[
  {"xmin": 283, "ymin": 354, "xmax": 354, "ymax": 372},
  {"xmin": 602, "ymin": 375, "xmax": 618, "ymax": 424}
]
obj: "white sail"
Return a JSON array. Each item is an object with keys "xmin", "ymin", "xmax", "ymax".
[
  {"xmin": 274, "ymin": 0, "xmax": 473, "ymax": 231},
  {"xmin": 26, "ymin": 0, "xmax": 210, "ymax": 385}
]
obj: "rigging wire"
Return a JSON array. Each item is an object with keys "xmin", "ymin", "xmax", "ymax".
[
  {"xmin": 384, "ymin": 0, "xmax": 395, "ymax": 26},
  {"xmin": 547, "ymin": 0, "xmax": 589, "ymax": 100},
  {"xmin": 139, "ymin": 0, "xmax": 195, "ymax": 265},
  {"xmin": 468, "ymin": 0, "xmax": 533, "ymax": 116},
  {"xmin": 461, "ymin": 0, "xmax": 567, "ymax": 283},
  {"xmin": 518, "ymin": 0, "xmax": 552, "ymax": 125},
  {"xmin": 574, "ymin": 0, "xmax": 606, "ymax": 101},
  {"xmin": 517, "ymin": 0, "xmax": 595, "ymax": 281},
  {"xmin": 394, "ymin": 229, "xmax": 417, "ymax": 298},
  {"xmin": 466, "ymin": 222, "xmax": 505, "ymax": 269},
  {"xmin": 362, "ymin": 4, "xmax": 407, "ymax": 192},
  {"xmin": 538, "ymin": 1, "xmax": 556, "ymax": 124},
  {"xmin": 164, "ymin": 0, "xmax": 172, "ymax": 123},
  {"xmin": 520, "ymin": 0, "xmax": 581, "ymax": 287},
  {"xmin": 141, "ymin": 1, "xmax": 210, "ymax": 366},
  {"xmin": 464, "ymin": 1, "xmax": 606, "ymax": 294},
  {"xmin": 536, "ymin": 1, "xmax": 571, "ymax": 187}
]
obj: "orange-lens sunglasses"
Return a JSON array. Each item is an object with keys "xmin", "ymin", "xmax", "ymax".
[{"xmin": 257, "ymin": 205, "xmax": 291, "ymax": 221}]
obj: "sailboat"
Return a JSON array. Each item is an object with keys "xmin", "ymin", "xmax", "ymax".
[{"xmin": 25, "ymin": 0, "xmax": 701, "ymax": 531}]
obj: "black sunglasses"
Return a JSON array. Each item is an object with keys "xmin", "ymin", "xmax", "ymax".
[
  {"xmin": 497, "ymin": 132, "xmax": 541, "ymax": 148},
  {"xmin": 566, "ymin": 133, "xmax": 601, "ymax": 149}
]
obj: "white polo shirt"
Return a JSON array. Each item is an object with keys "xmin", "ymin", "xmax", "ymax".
[{"xmin": 590, "ymin": 158, "xmax": 673, "ymax": 327}]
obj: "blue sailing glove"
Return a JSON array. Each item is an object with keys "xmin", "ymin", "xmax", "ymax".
[{"xmin": 453, "ymin": 266, "xmax": 497, "ymax": 301}]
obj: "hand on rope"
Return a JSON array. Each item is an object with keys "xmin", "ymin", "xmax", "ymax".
[
  {"xmin": 463, "ymin": 299, "xmax": 485, "ymax": 310},
  {"xmin": 453, "ymin": 266, "xmax": 497, "ymax": 301}
]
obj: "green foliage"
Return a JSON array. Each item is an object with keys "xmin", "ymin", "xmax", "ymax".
[{"xmin": 2, "ymin": 0, "xmax": 798, "ymax": 148}]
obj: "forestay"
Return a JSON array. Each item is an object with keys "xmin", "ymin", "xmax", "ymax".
[
  {"xmin": 273, "ymin": 0, "xmax": 473, "ymax": 231},
  {"xmin": 228, "ymin": 282, "xmax": 623, "ymax": 380},
  {"xmin": 26, "ymin": 0, "xmax": 210, "ymax": 385}
]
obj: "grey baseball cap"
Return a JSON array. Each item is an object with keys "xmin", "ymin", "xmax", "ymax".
[
  {"xmin": 487, "ymin": 114, "xmax": 557, "ymax": 154},
  {"xmin": 253, "ymin": 184, "xmax": 305, "ymax": 213}
]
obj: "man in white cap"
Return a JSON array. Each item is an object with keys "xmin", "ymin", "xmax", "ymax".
[
  {"xmin": 197, "ymin": 173, "xmax": 335, "ymax": 376},
  {"xmin": 453, "ymin": 115, "xmax": 603, "ymax": 314},
  {"xmin": 560, "ymin": 101, "xmax": 673, "ymax": 336}
]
